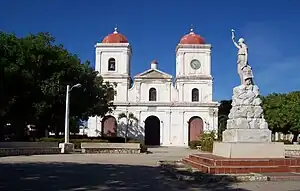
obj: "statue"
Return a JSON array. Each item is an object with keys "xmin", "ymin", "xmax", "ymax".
[
  {"xmin": 221, "ymin": 29, "xmax": 270, "ymax": 143},
  {"xmin": 231, "ymin": 29, "xmax": 254, "ymax": 85}
]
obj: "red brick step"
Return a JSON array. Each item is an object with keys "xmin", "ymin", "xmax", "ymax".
[{"xmin": 183, "ymin": 153, "xmax": 300, "ymax": 174}]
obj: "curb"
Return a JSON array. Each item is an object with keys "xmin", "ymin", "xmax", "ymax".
[{"xmin": 159, "ymin": 161, "xmax": 269, "ymax": 183}]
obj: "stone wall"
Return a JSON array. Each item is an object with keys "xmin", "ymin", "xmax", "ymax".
[
  {"xmin": 0, "ymin": 142, "xmax": 58, "ymax": 148},
  {"xmin": 0, "ymin": 142, "xmax": 60, "ymax": 157},
  {"xmin": 285, "ymin": 145, "xmax": 300, "ymax": 156},
  {"xmin": 0, "ymin": 147, "xmax": 60, "ymax": 157},
  {"xmin": 81, "ymin": 142, "xmax": 141, "ymax": 154},
  {"xmin": 82, "ymin": 148, "xmax": 140, "ymax": 154}
]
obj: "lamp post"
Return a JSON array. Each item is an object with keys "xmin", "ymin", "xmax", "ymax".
[
  {"xmin": 64, "ymin": 83, "xmax": 81, "ymax": 143},
  {"xmin": 60, "ymin": 83, "xmax": 81, "ymax": 153}
]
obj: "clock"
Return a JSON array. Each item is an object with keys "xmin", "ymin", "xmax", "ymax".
[{"xmin": 190, "ymin": 59, "xmax": 201, "ymax": 70}]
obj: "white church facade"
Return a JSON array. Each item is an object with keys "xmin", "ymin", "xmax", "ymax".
[{"xmin": 86, "ymin": 27, "xmax": 219, "ymax": 147}]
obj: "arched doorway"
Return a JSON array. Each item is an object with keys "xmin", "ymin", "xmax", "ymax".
[
  {"xmin": 188, "ymin": 116, "xmax": 204, "ymax": 144},
  {"xmin": 102, "ymin": 116, "xmax": 117, "ymax": 137},
  {"xmin": 144, "ymin": 116, "xmax": 160, "ymax": 146}
]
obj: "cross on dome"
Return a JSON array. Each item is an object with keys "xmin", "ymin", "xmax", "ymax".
[
  {"xmin": 113, "ymin": 25, "xmax": 118, "ymax": 34},
  {"xmin": 190, "ymin": 24, "xmax": 195, "ymax": 34},
  {"xmin": 101, "ymin": 25, "xmax": 128, "ymax": 43},
  {"xmin": 179, "ymin": 25, "xmax": 205, "ymax": 44}
]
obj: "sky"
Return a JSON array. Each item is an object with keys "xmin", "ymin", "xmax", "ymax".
[{"xmin": 1, "ymin": 0, "xmax": 300, "ymax": 101}]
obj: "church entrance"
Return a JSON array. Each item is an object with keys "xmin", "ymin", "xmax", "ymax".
[
  {"xmin": 144, "ymin": 116, "xmax": 160, "ymax": 146},
  {"xmin": 102, "ymin": 116, "xmax": 117, "ymax": 137},
  {"xmin": 188, "ymin": 116, "xmax": 204, "ymax": 144}
]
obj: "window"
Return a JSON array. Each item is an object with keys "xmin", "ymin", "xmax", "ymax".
[
  {"xmin": 149, "ymin": 88, "xmax": 157, "ymax": 101},
  {"xmin": 192, "ymin": 88, "xmax": 199, "ymax": 102},
  {"xmin": 108, "ymin": 58, "xmax": 116, "ymax": 71}
]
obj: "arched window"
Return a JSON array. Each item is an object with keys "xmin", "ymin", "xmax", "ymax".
[
  {"xmin": 149, "ymin": 88, "xmax": 157, "ymax": 101},
  {"xmin": 108, "ymin": 58, "xmax": 116, "ymax": 71},
  {"xmin": 192, "ymin": 88, "xmax": 199, "ymax": 102}
]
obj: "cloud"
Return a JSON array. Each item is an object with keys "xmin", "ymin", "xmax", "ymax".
[{"xmin": 240, "ymin": 22, "xmax": 300, "ymax": 95}]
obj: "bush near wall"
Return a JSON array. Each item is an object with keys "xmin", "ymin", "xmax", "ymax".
[
  {"xmin": 189, "ymin": 131, "xmax": 216, "ymax": 152},
  {"xmin": 189, "ymin": 140, "xmax": 201, "ymax": 149},
  {"xmin": 199, "ymin": 131, "xmax": 216, "ymax": 152},
  {"xmin": 37, "ymin": 138, "xmax": 108, "ymax": 149}
]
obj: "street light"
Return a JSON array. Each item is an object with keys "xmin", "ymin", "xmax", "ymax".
[{"xmin": 64, "ymin": 83, "xmax": 81, "ymax": 144}]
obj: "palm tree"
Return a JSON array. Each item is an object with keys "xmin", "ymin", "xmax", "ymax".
[{"xmin": 118, "ymin": 112, "xmax": 138, "ymax": 143}]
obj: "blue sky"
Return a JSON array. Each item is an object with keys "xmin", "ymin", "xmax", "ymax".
[{"xmin": 1, "ymin": 0, "xmax": 299, "ymax": 101}]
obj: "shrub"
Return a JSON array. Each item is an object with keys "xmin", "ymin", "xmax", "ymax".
[
  {"xmin": 36, "ymin": 137, "xmax": 108, "ymax": 149},
  {"xmin": 189, "ymin": 140, "xmax": 201, "ymax": 149},
  {"xmin": 199, "ymin": 131, "xmax": 216, "ymax": 152}
]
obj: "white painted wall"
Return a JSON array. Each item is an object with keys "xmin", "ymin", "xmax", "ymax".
[
  {"xmin": 86, "ymin": 40, "xmax": 219, "ymax": 147},
  {"xmin": 87, "ymin": 106, "xmax": 218, "ymax": 147}
]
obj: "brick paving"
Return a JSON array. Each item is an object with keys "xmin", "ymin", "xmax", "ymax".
[{"xmin": 0, "ymin": 147, "xmax": 300, "ymax": 191}]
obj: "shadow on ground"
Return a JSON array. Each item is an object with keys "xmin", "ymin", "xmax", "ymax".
[{"xmin": 0, "ymin": 162, "xmax": 250, "ymax": 191}]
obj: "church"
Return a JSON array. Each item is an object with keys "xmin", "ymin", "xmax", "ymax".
[{"xmin": 86, "ymin": 27, "xmax": 219, "ymax": 147}]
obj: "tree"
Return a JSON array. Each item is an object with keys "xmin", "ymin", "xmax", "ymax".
[
  {"xmin": 217, "ymin": 100, "xmax": 232, "ymax": 139},
  {"xmin": 262, "ymin": 92, "xmax": 300, "ymax": 142},
  {"xmin": 262, "ymin": 93, "xmax": 288, "ymax": 134},
  {"xmin": 0, "ymin": 31, "xmax": 116, "ymax": 140},
  {"xmin": 117, "ymin": 112, "xmax": 138, "ymax": 143}
]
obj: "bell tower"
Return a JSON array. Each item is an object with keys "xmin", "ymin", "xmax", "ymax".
[
  {"xmin": 175, "ymin": 27, "xmax": 213, "ymax": 103},
  {"xmin": 94, "ymin": 27, "xmax": 132, "ymax": 102}
]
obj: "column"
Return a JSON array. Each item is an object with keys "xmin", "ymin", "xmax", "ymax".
[
  {"xmin": 136, "ymin": 82, "xmax": 141, "ymax": 102},
  {"xmin": 95, "ymin": 51, "xmax": 101, "ymax": 73},
  {"xmin": 182, "ymin": 83, "xmax": 185, "ymax": 102},
  {"xmin": 182, "ymin": 111, "xmax": 185, "ymax": 145},
  {"xmin": 169, "ymin": 111, "xmax": 172, "ymax": 144},
  {"xmin": 169, "ymin": 83, "xmax": 172, "ymax": 101},
  {"xmin": 178, "ymin": 83, "xmax": 183, "ymax": 101}
]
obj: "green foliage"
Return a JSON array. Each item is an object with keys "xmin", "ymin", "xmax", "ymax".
[
  {"xmin": 189, "ymin": 140, "xmax": 201, "ymax": 149},
  {"xmin": 37, "ymin": 137, "xmax": 108, "ymax": 149},
  {"xmin": 0, "ymin": 31, "xmax": 116, "ymax": 140},
  {"xmin": 262, "ymin": 92, "xmax": 300, "ymax": 142},
  {"xmin": 188, "ymin": 131, "xmax": 216, "ymax": 151},
  {"xmin": 199, "ymin": 131, "xmax": 216, "ymax": 152},
  {"xmin": 218, "ymin": 100, "xmax": 232, "ymax": 139},
  {"xmin": 37, "ymin": 137, "xmax": 147, "ymax": 151},
  {"xmin": 275, "ymin": 139, "xmax": 292, "ymax": 145}
]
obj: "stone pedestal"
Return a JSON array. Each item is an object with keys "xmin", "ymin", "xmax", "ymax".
[
  {"xmin": 213, "ymin": 84, "xmax": 285, "ymax": 159},
  {"xmin": 222, "ymin": 129, "xmax": 272, "ymax": 142},
  {"xmin": 213, "ymin": 142, "xmax": 285, "ymax": 158},
  {"xmin": 59, "ymin": 143, "xmax": 74, "ymax": 154}
]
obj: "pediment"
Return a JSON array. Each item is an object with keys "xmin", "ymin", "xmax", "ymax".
[{"xmin": 134, "ymin": 69, "xmax": 172, "ymax": 79}]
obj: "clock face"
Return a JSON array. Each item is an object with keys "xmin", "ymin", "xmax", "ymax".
[{"xmin": 190, "ymin": 59, "xmax": 201, "ymax": 70}]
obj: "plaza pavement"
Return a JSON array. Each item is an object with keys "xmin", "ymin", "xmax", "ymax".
[{"xmin": 0, "ymin": 147, "xmax": 300, "ymax": 191}]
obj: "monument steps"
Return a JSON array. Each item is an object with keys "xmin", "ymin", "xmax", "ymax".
[{"xmin": 182, "ymin": 154, "xmax": 300, "ymax": 174}]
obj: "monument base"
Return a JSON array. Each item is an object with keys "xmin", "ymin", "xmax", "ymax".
[
  {"xmin": 59, "ymin": 143, "xmax": 74, "ymax": 154},
  {"xmin": 222, "ymin": 128, "xmax": 272, "ymax": 142},
  {"xmin": 183, "ymin": 152, "xmax": 300, "ymax": 174},
  {"xmin": 213, "ymin": 141, "xmax": 285, "ymax": 158}
]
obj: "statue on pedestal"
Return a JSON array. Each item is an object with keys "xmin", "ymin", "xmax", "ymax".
[
  {"xmin": 211, "ymin": 29, "xmax": 283, "ymax": 159},
  {"xmin": 221, "ymin": 29, "xmax": 271, "ymax": 143}
]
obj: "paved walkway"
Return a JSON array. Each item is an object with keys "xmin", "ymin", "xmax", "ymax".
[{"xmin": 0, "ymin": 147, "xmax": 300, "ymax": 191}]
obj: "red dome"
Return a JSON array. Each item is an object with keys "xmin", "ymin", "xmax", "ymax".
[
  {"xmin": 179, "ymin": 29, "xmax": 205, "ymax": 44},
  {"xmin": 102, "ymin": 28, "xmax": 128, "ymax": 43}
]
